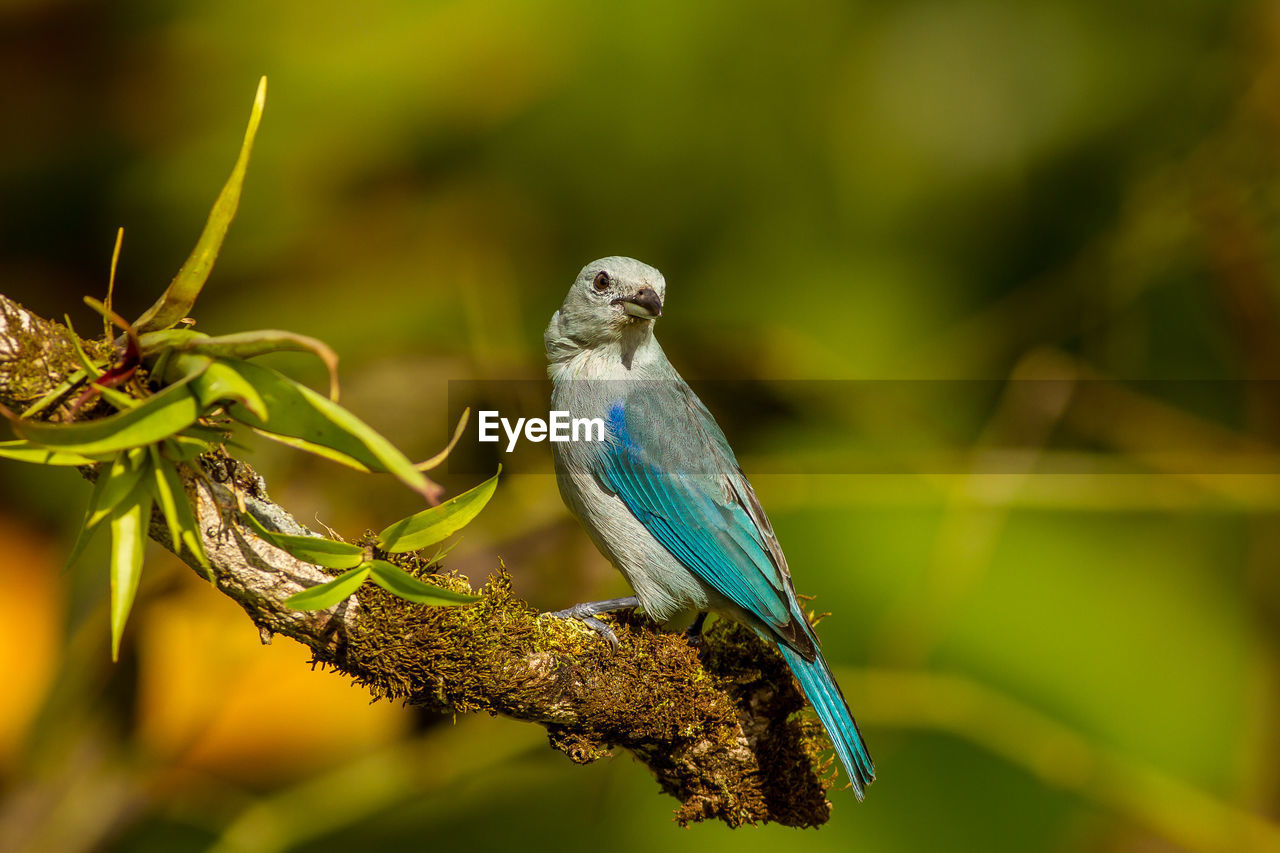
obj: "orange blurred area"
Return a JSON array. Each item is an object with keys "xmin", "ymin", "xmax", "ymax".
[
  {"xmin": 0, "ymin": 515, "xmax": 60, "ymax": 768},
  {"xmin": 136, "ymin": 558, "xmax": 409, "ymax": 782},
  {"xmin": 0, "ymin": 516, "xmax": 409, "ymax": 783}
]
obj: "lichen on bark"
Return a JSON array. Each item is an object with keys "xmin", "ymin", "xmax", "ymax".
[{"xmin": 0, "ymin": 295, "xmax": 86, "ymax": 409}]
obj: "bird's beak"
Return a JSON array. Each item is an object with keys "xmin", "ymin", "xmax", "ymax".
[{"xmin": 612, "ymin": 286, "xmax": 663, "ymax": 320}]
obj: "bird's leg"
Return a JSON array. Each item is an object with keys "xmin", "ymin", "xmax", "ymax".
[
  {"xmin": 550, "ymin": 596, "xmax": 640, "ymax": 647},
  {"xmin": 683, "ymin": 611, "xmax": 708, "ymax": 647}
]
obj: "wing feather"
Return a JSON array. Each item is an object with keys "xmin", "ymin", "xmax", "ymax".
[{"xmin": 597, "ymin": 396, "xmax": 815, "ymax": 657}]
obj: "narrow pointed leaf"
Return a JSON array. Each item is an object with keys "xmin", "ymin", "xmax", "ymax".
[
  {"xmin": 284, "ymin": 564, "xmax": 371, "ymax": 610},
  {"xmin": 151, "ymin": 453, "xmax": 210, "ymax": 569},
  {"xmin": 149, "ymin": 447, "xmax": 184, "ymax": 558},
  {"xmin": 104, "ymin": 226, "xmax": 124, "ymax": 340},
  {"xmin": 424, "ymin": 535, "xmax": 464, "ymax": 566},
  {"xmin": 240, "ymin": 511, "xmax": 365, "ymax": 569},
  {"xmin": 20, "ymin": 369, "xmax": 88, "ymax": 418},
  {"xmin": 221, "ymin": 359, "xmax": 433, "ymax": 498},
  {"xmin": 97, "ymin": 386, "xmax": 139, "ymax": 410},
  {"xmin": 0, "ymin": 440, "xmax": 101, "ymax": 466},
  {"xmin": 366, "ymin": 560, "xmax": 479, "ymax": 605},
  {"xmin": 304, "ymin": 391, "xmax": 429, "ymax": 492},
  {"xmin": 64, "ymin": 319, "xmax": 106, "ymax": 379},
  {"xmin": 86, "ymin": 449, "xmax": 149, "ymax": 529},
  {"xmin": 249, "ymin": 429, "xmax": 372, "ymax": 471},
  {"xmin": 148, "ymin": 347, "xmax": 176, "ymax": 389},
  {"xmin": 7, "ymin": 380, "xmax": 200, "ymax": 456},
  {"xmin": 65, "ymin": 462, "xmax": 112, "ymax": 569},
  {"xmin": 134, "ymin": 77, "xmax": 267, "ymax": 334},
  {"xmin": 377, "ymin": 468, "xmax": 500, "ymax": 553},
  {"xmin": 416, "ymin": 407, "xmax": 470, "ymax": 471},
  {"xmin": 109, "ymin": 484, "xmax": 152, "ymax": 661},
  {"xmin": 82, "ymin": 295, "xmax": 137, "ymax": 339}
]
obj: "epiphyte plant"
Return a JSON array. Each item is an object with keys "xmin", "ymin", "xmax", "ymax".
[{"xmin": 0, "ymin": 77, "xmax": 495, "ymax": 659}]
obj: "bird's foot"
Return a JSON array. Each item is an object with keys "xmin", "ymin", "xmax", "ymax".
[
  {"xmin": 683, "ymin": 611, "xmax": 709, "ymax": 648},
  {"xmin": 550, "ymin": 597, "xmax": 640, "ymax": 647}
]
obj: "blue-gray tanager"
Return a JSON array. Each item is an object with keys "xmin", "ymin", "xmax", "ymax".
[{"xmin": 546, "ymin": 257, "xmax": 875, "ymax": 798}]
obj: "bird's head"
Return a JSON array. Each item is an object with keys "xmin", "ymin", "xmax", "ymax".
[{"xmin": 550, "ymin": 256, "xmax": 666, "ymax": 348}]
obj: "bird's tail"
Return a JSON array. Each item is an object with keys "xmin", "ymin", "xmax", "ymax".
[{"xmin": 777, "ymin": 643, "xmax": 875, "ymax": 799}]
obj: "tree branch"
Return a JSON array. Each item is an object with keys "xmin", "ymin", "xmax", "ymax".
[{"xmin": 0, "ymin": 293, "xmax": 838, "ymax": 827}]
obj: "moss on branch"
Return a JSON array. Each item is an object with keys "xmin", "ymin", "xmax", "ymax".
[{"xmin": 330, "ymin": 562, "xmax": 836, "ymax": 825}]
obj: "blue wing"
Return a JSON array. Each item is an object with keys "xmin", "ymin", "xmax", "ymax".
[{"xmin": 594, "ymin": 397, "xmax": 812, "ymax": 654}]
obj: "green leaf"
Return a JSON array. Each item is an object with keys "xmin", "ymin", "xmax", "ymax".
[
  {"xmin": 148, "ymin": 447, "xmax": 183, "ymax": 561},
  {"xmin": 219, "ymin": 359, "xmax": 434, "ymax": 499},
  {"xmin": 366, "ymin": 560, "xmax": 479, "ymax": 605},
  {"xmin": 65, "ymin": 461, "xmax": 113, "ymax": 569},
  {"xmin": 0, "ymin": 440, "xmax": 101, "ymax": 466},
  {"xmin": 85, "ymin": 449, "xmax": 150, "ymax": 529},
  {"xmin": 189, "ymin": 357, "xmax": 269, "ymax": 420},
  {"xmin": 104, "ymin": 226, "xmax": 124, "ymax": 340},
  {"xmin": 178, "ymin": 332, "xmax": 340, "ymax": 401},
  {"xmin": 64, "ymin": 318, "xmax": 106, "ymax": 380},
  {"xmin": 97, "ymin": 385, "xmax": 139, "ymax": 410},
  {"xmin": 424, "ymin": 535, "xmax": 464, "ymax": 566},
  {"xmin": 151, "ymin": 333, "xmax": 340, "ymax": 402},
  {"xmin": 150, "ymin": 451, "xmax": 210, "ymax": 570},
  {"xmin": 19, "ymin": 369, "xmax": 88, "ymax": 419},
  {"xmin": 7, "ymin": 380, "xmax": 201, "ymax": 456},
  {"xmin": 163, "ymin": 434, "xmax": 210, "ymax": 462},
  {"xmin": 377, "ymin": 468, "xmax": 500, "ymax": 553},
  {"xmin": 240, "ymin": 511, "xmax": 365, "ymax": 569},
  {"xmin": 284, "ymin": 564, "xmax": 372, "ymax": 610},
  {"xmin": 416, "ymin": 407, "xmax": 470, "ymax": 471},
  {"xmin": 134, "ymin": 77, "xmax": 267, "ymax": 334},
  {"xmin": 148, "ymin": 346, "xmax": 176, "ymax": 389},
  {"xmin": 249, "ymin": 429, "xmax": 373, "ymax": 471},
  {"xmin": 109, "ymin": 482, "xmax": 152, "ymax": 661},
  {"xmin": 82, "ymin": 295, "xmax": 138, "ymax": 341},
  {"xmin": 165, "ymin": 350, "xmax": 217, "ymax": 385},
  {"xmin": 178, "ymin": 424, "xmax": 232, "ymax": 445},
  {"xmin": 140, "ymin": 329, "xmax": 210, "ymax": 367},
  {"xmin": 139, "ymin": 328, "xmax": 208, "ymax": 351}
]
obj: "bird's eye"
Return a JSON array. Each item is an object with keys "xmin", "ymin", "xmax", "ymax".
[{"xmin": 592, "ymin": 271, "xmax": 611, "ymax": 292}]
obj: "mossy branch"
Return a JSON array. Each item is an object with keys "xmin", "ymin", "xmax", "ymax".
[{"xmin": 0, "ymin": 293, "xmax": 837, "ymax": 827}]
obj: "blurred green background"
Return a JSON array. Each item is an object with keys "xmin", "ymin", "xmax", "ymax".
[{"xmin": 2, "ymin": 0, "xmax": 1279, "ymax": 850}]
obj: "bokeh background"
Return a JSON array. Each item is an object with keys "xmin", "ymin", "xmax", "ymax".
[{"xmin": 2, "ymin": 1, "xmax": 1279, "ymax": 850}]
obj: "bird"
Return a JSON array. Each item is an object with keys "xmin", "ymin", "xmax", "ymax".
[{"xmin": 545, "ymin": 256, "xmax": 874, "ymax": 798}]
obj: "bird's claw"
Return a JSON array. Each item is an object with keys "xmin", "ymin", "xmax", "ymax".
[
  {"xmin": 549, "ymin": 597, "xmax": 640, "ymax": 648},
  {"xmin": 556, "ymin": 610, "xmax": 620, "ymax": 647}
]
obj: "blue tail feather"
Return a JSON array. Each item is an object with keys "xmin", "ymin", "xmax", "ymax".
[{"xmin": 777, "ymin": 644, "xmax": 875, "ymax": 799}]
